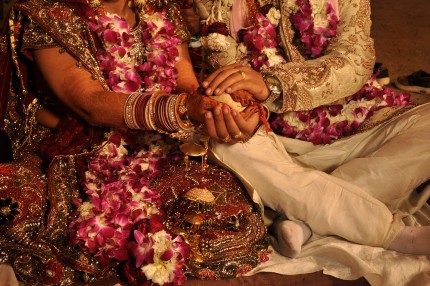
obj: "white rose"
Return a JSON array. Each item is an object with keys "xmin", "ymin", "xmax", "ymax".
[
  {"xmin": 263, "ymin": 48, "xmax": 285, "ymax": 66},
  {"xmin": 141, "ymin": 260, "xmax": 176, "ymax": 285},
  {"xmin": 310, "ymin": 0, "xmax": 329, "ymax": 29},
  {"xmin": 141, "ymin": 230, "xmax": 176, "ymax": 284},
  {"xmin": 206, "ymin": 33, "xmax": 231, "ymax": 51},
  {"xmin": 79, "ymin": 202, "xmax": 95, "ymax": 219},
  {"xmin": 267, "ymin": 8, "xmax": 281, "ymax": 26}
]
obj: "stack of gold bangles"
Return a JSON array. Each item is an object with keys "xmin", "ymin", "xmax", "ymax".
[{"xmin": 124, "ymin": 91, "xmax": 194, "ymax": 136}]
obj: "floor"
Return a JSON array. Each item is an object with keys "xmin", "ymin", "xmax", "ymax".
[{"xmin": 371, "ymin": 0, "xmax": 430, "ymax": 81}]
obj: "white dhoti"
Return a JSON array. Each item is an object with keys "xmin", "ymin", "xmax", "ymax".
[{"xmin": 210, "ymin": 103, "xmax": 430, "ymax": 248}]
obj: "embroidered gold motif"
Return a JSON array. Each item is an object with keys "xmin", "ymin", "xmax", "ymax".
[
  {"xmin": 279, "ymin": 0, "xmax": 305, "ymax": 62},
  {"xmin": 16, "ymin": 0, "xmax": 109, "ymax": 90}
]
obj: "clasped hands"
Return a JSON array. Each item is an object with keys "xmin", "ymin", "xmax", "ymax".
[{"xmin": 187, "ymin": 63, "xmax": 270, "ymax": 144}]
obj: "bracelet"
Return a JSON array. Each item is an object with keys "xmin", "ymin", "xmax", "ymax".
[
  {"xmin": 123, "ymin": 91, "xmax": 196, "ymax": 135},
  {"xmin": 123, "ymin": 92, "xmax": 143, "ymax": 129},
  {"xmin": 175, "ymin": 93, "xmax": 194, "ymax": 131}
]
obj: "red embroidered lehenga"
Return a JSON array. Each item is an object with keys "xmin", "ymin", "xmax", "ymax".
[{"xmin": 0, "ymin": 0, "xmax": 268, "ymax": 284}]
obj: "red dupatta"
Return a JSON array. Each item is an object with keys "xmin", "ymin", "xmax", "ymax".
[{"xmin": 0, "ymin": 0, "xmax": 106, "ymax": 162}]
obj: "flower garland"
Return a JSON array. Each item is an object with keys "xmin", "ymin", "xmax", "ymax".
[
  {"xmin": 200, "ymin": 0, "xmax": 338, "ymax": 71},
  {"xmin": 68, "ymin": 11, "xmax": 190, "ymax": 286},
  {"xmin": 90, "ymin": 11, "xmax": 181, "ymax": 93},
  {"xmin": 270, "ymin": 76, "xmax": 412, "ymax": 144},
  {"xmin": 290, "ymin": 0, "xmax": 339, "ymax": 58},
  {"xmin": 237, "ymin": 6, "xmax": 285, "ymax": 71}
]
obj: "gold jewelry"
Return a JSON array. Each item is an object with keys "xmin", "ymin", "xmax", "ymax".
[
  {"xmin": 124, "ymin": 92, "xmax": 142, "ymax": 129},
  {"xmin": 240, "ymin": 71, "xmax": 246, "ymax": 80},
  {"xmin": 240, "ymin": 134, "xmax": 251, "ymax": 143},
  {"xmin": 88, "ymin": 0, "xmax": 102, "ymax": 9},
  {"xmin": 88, "ymin": 0, "xmax": 105, "ymax": 15},
  {"xmin": 233, "ymin": 131, "xmax": 242, "ymax": 139},
  {"xmin": 221, "ymin": 135, "xmax": 232, "ymax": 143}
]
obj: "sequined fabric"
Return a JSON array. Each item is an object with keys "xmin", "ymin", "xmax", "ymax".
[
  {"xmin": 154, "ymin": 159, "xmax": 268, "ymax": 279},
  {"xmin": 0, "ymin": 0, "xmax": 268, "ymax": 284}
]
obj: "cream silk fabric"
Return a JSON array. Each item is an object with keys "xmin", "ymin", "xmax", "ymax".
[{"xmin": 210, "ymin": 102, "xmax": 430, "ymax": 286}]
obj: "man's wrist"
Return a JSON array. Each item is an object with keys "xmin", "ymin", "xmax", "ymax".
[{"xmin": 262, "ymin": 74, "xmax": 282, "ymax": 104}]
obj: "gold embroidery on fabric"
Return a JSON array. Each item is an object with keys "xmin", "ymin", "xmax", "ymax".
[
  {"xmin": 354, "ymin": 0, "xmax": 371, "ymax": 31},
  {"xmin": 14, "ymin": 0, "xmax": 109, "ymax": 91},
  {"xmin": 168, "ymin": 4, "xmax": 192, "ymax": 43},
  {"xmin": 356, "ymin": 105, "xmax": 415, "ymax": 133},
  {"xmin": 278, "ymin": 0, "xmax": 305, "ymax": 62},
  {"xmin": 22, "ymin": 19, "xmax": 58, "ymax": 50},
  {"xmin": 263, "ymin": 0, "xmax": 375, "ymax": 112},
  {"xmin": 37, "ymin": 154, "xmax": 106, "ymax": 276}
]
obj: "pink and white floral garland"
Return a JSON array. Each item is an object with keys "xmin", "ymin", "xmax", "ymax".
[
  {"xmin": 231, "ymin": 0, "xmax": 411, "ymax": 144},
  {"xmin": 90, "ymin": 12, "xmax": 180, "ymax": 93},
  {"xmin": 68, "ymin": 12, "xmax": 190, "ymax": 286},
  {"xmin": 237, "ymin": 0, "xmax": 338, "ymax": 71},
  {"xmin": 290, "ymin": 0, "xmax": 339, "ymax": 58},
  {"xmin": 238, "ymin": 8, "xmax": 285, "ymax": 71},
  {"xmin": 270, "ymin": 75, "xmax": 412, "ymax": 144}
]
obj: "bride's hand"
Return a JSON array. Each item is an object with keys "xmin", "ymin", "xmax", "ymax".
[
  {"xmin": 230, "ymin": 90, "xmax": 255, "ymax": 107},
  {"xmin": 202, "ymin": 63, "xmax": 270, "ymax": 102},
  {"xmin": 204, "ymin": 104, "xmax": 260, "ymax": 144},
  {"xmin": 187, "ymin": 92, "xmax": 220, "ymax": 123}
]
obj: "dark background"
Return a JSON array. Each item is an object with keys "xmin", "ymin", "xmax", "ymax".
[{"xmin": 371, "ymin": 0, "xmax": 430, "ymax": 80}]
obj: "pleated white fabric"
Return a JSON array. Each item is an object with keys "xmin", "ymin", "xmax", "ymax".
[{"xmin": 210, "ymin": 102, "xmax": 430, "ymax": 285}]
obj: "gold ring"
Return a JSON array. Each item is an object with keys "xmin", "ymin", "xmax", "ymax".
[
  {"xmin": 240, "ymin": 71, "xmax": 246, "ymax": 80},
  {"xmin": 240, "ymin": 135, "xmax": 251, "ymax": 143},
  {"xmin": 221, "ymin": 135, "xmax": 232, "ymax": 143},
  {"xmin": 233, "ymin": 131, "xmax": 242, "ymax": 139}
]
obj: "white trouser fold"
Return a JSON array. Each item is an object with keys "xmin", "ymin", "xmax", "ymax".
[{"xmin": 210, "ymin": 103, "xmax": 430, "ymax": 248}]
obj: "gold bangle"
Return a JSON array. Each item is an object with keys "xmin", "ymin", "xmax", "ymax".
[
  {"xmin": 123, "ymin": 92, "xmax": 142, "ymax": 129},
  {"xmin": 175, "ymin": 93, "xmax": 194, "ymax": 131}
]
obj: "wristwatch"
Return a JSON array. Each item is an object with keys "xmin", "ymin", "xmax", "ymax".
[{"xmin": 262, "ymin": 74, "xmax": 282, "ymax": 104}]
